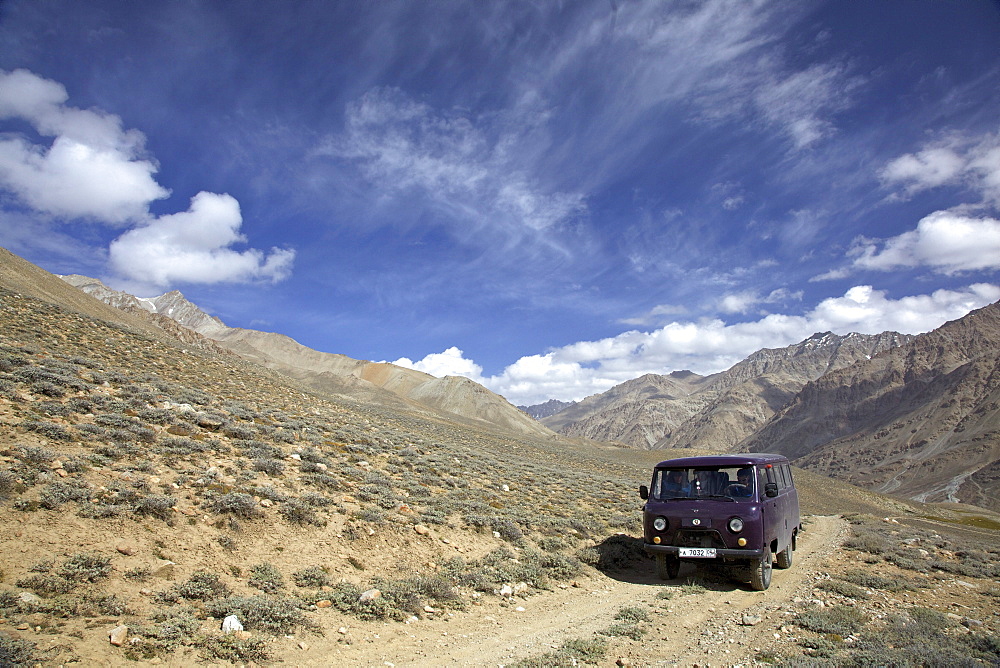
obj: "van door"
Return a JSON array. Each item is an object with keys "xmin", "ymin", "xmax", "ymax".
[{"xmin": 758, "ymin": 465, "xmax": 780, "ymax": 555}]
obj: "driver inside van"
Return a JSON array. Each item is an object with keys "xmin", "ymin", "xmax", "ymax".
[{"xmin": 728, "ymin": 467, "xmax": 754, "ymax": 497}]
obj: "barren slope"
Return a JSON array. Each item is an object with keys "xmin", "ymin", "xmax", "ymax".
[{"xmin": 741, "ymin": 301, "xmax": 1000, "ymax": 510}]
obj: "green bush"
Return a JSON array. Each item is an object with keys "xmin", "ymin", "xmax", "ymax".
[
  {"xmin": 0, "ymin": 632, "xmax": 38, "ymax": 667},
  {"xmin": 248, "ymin": 563, "xmax": 285, "ymax": 593},
  {"xmin": 158, "ymin": 570, "xmax": 231, "ymax": 603},
  {"xmin": 204, "ymin": 595, "xmax": 308, "ymax": 634},
  {"xmin": 292, "ymin": 566, "xmax": 333, "ymax": 589},
  {"xmin": 211, "ymin": 493, "xmax": 264, "ymax": 519},
  {"xmin": 795, "ymin": 605, "xmax": 868, "ymax": 636},
  {"xmin": 199, "ymin": 633, "xmax": 270, "ymax": 663},
  {"xmin": 58, "ymin": 553, "xmax": 111, "ymax": 583}
]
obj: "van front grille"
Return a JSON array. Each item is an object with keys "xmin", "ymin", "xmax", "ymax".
[{"xmin": 673, "ymin": 529, "xmax": 726, "ymax": 549}]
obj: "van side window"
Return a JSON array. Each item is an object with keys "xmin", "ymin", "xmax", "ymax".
[
  {"xmin": 782, "ymin": 464, "xmax": 793, "ymax": 489},
  {"xmin": 778, "ymin": 465, "xmax": 789, "ymax": 489}
]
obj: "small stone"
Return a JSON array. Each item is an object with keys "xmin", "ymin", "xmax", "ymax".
[
  {"xmin": 260, "ymin": 498, "xmax": 273, "ymax": 508},
  {"xmin": 515, "ymin": 606, "xmax": 525, "ymax": 612},
  {"xmin": 741, "ymin": 614, "xmax": 762, "ymax": 626},
  {"xmin": 116, "ymin": 541, "xmax": 136, "ymax": 556},
  {"xmin": 338, "ymin": 626, "xmax": 349, "ymax": 634},
  {"xmin": 414, "ymin": 524, "xmax": 430, "ymax": 536},
  {"xmin": 316, "ymin": 599, "xmax": 332, "ymax": 608},
  {"xmin": 222, "ymin": 615, "xmax": 243, "ymax": 633},
  {"xmin": 499, "ymin": 584, "xmax": 514, "ymax": 597},
  {"xmin": 616, "ymin": 659, "xmax": 633, "ymax": 667},
  {"xmin": 109, "ymin": 625, "xmax": 129, "ymax": 646},
  {"xmin": 423, "ymin": 605, "xmax": 436, "ymax": 613},
  {"xmin": 18, "ymin": 591, "xmax": 41, "ymax": 605},
  {"xmin": 153, "ymin": 559, "xmax": 176, "ymax": 578},
  {"xmin": 298, "ymin": 641, "xmax": 310, "ymax": 650},
  {"xmin": 359, "ymin": 588, "xmax": 382, "ymax": 603}
]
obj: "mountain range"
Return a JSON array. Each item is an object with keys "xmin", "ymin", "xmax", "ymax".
[
  {"xmin": 59, "ymin": 273, "xmax": 551, "ymax": 440},
  {"xmin": 49, "ymin": 254, "xmax": 1000, "ymax": 513},
  {"xmin": 538, "ymin": 307, "xmax": 1000, "ymax": 511}
]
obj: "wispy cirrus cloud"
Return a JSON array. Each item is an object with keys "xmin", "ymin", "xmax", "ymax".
[{"xmin": 322, "ymin": 86, "xmax": 586, "ymax": 246}]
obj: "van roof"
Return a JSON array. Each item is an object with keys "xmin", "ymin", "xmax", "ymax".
[{"xmin": 653, "ymin": 453, "xmax": 789, "ymax": 469}]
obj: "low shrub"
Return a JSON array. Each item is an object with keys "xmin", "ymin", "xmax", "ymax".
[
  {"xmin": 58, "ymin": 553, "xmax": 111, "ymax": 583},
  {"xmin": 204, "ymin": 595, "xmax": 309, "ymax": 634},
  {"xmin": 199, "ymin": 634, "xmax": 270, "ymax": 663},
  {"xmin": 164, "ymin": 570, "xmax": 231, "ymax": 602},
  {"xmin": 795, "ymin": 605, "xmax": 868, "ymax": 636},
  {"xmin": 0, "ymin": 632, "xmax": 38, "ymax": 667},
  {"xmin": 292, "ymin": 566, "xmax": 333, "ymax": 589},
  {"xmin": 211, "ymin": 493, "xmax": 264, "ymax": 519},
  {"xmin": 248, "ymin": 563, "xmax": 284, "ymax": 593},
  {"xmin": 135, "ymin": 494, "xmax": 177, "ymax": 520}
]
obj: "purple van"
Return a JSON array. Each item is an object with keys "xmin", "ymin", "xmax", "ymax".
[{"xmin": 639, "ymin": 453, "xmax": 801, "ymax": 590}]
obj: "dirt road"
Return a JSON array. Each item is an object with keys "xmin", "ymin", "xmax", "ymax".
[{"xmin": 286, "ymin": 514, "xmax": 847, "ymax": 667}]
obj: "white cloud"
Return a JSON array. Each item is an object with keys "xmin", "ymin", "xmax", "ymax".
[
  {"xmin": 392, "ymin": 346, "xmax": 485, "ymax": 382},
  {"xmin": 108, "ymin": 192, "xmax": 295, "ymax": 292},
  {"xmin": 880, "ymin": 130, "xmax": 1000, "ymax": 206},
  {"xmin": 405, "ymin": 284, "xmax": 1000, "ymax": 405},
  {"xmin": 851, "ymin": 210, "xmax": 1000, "ymax": 274},
  {"xmin": 0, "ymin": 68, "xmax": 168, "ymax": 223},
  {"xmin": 0, "ymin": 69, "xmax": 295, "ymax": 290}
]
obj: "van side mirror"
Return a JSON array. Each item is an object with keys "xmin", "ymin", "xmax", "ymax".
[
  {"xmin": 764, "ymin": 482, "xmax": 779, "ymax": 498},
  {"xmin": 639, "ymin": 485, "xmax": 649, "ymax": 500}
]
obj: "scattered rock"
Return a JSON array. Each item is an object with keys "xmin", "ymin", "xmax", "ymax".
[
  {"xmin": 18, "ymin": 591, "xmax": 42, "ymax": 605},
  {"xmin": 109, "ymin": 625, "xmax": 129, "ymax": 646},
  {"xmin": 222, "ymin": 615, "xmax": 243, "ymax": 633},
  {"xmin": 414, "ymin": 524, "xmax": 430, "ymax": 536},
  {"xmin": 152, "ymin": 559, "xmax": 176, "ymax": 578},
  {"xmin": 499, "ymin": 584, "xmax": 514, "ymax": 597},
  {"xmin": 316, "ymin": 599, "xmax": 332, "ymax": 608},
  {"xmin": 359, "ymin": 588, "xmax": 382, "ymax": 603},
  {"xmin": 741, "ymin": 614, "xmax": 762, "ymax": 626},
  {"xmin": 115, "ymin": 541, "xmax": 136, "ymax": 556}
]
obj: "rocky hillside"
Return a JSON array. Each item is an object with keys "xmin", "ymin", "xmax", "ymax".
[
  {"xmin": 62, "ymin": 274, "xmax": 551, "ymax": 439},
  {"xmin": 517, "ymin": 399, "xmax": 576, "ymax": 420},
  {"xmin": 545, "ymin": 333, "xmax": 910, "ymax": 450},
  {"xmin": 740, "ymin": 301, "xmax": 1000, "ymax": 512},
  {"xmin": 2, "ymin": 250, "xmax": 999, "ymax": 667}
]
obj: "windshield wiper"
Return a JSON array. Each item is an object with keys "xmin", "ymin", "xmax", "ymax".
[{"xmin": 697, "ymin": 494, "xmax": 736, "ymax": 502}]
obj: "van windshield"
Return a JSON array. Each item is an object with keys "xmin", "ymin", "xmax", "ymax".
[{"xmin": 651, "ymin": 466, "xmax": 755, "ymax": 501}]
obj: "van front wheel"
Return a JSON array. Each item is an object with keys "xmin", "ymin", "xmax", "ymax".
[
  {"xmin": 750, "ymin": 548, "xmax": 772, "ymax": 591},
  {"xmin": 656, "ymin": 554, "xmax": 680, "ymax": 580}
]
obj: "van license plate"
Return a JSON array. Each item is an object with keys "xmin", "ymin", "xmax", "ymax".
[{"xmin": 679, "ymin": 548, "xmax": 716, "ymax": 558}]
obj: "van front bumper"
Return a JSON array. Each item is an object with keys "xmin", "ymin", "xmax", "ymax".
[{"xmin": 644, "ymin": 543, "xmax": 764, "ymax": 560}]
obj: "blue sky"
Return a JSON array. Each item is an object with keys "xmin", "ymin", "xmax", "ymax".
[{"xmin": 1, "ymin": 1, "xmax": 999, "ymax": 406}]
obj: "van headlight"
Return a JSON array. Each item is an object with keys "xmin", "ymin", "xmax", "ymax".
[
  {"xmin": 653, "ymin": 516, "xmax": 668, "ymax": 531},
  {"xmin": 728, "ymin": 517, "xmax": 744, "ymax": 533}
]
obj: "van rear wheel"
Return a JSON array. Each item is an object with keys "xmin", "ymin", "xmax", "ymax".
[
  {"xmin": 749, "ymin": 548, "xmax": 772, "ymax": 591},
  {"xmin": 656, "ymin": 554, "xmax": 680, "ymax": 580},
  {"xmin": 776, "ymin": 542, "xmax": 793, "ymax": 569}
]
